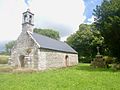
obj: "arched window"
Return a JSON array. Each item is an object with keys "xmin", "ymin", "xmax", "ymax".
[
  {"xmin": 29, "ymin": 15, "xmax": 32, "ymax": 18},
  {"xmin": 29, "ymin": 15, "xmax": 32, "ymax": 23},
  {"xmin": 24, "ymin": 15, "xmax": 27, "ymax": 22}
]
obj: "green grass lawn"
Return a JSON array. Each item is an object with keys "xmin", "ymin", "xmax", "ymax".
[{"xmin": 0, "ymin": 64, "xmax": 120, "ymax": 90}]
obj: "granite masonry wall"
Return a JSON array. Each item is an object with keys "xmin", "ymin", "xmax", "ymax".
[
  {"xmin": 10, "ymin": 31, "xmax": 39, "ymax": 68},
  {"xmin": 38, "ymin": 48, "xmax": 78, "ymax": 70}
]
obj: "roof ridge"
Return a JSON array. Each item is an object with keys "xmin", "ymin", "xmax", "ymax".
[{"xmin": 33, "ymin": 32, "xmax": 66, "ymax": 43}]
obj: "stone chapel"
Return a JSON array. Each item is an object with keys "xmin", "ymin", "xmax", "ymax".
[{"xmin": 9, "ymin": 9, "xmax": 78, "ymax": 70}]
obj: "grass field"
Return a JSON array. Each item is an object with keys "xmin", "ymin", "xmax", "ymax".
[
  {"xmin": 0, "ymin": 55, "xmax": 9, "ymax": 64},
  {"xmin": 0, "ymin": 64, "xmax": 120, "ymax": 90}
]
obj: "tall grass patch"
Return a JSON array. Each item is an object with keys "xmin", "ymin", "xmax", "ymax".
[{"xmin": 0, "ymin": 55, "xmax": 9, "ymax": 64}]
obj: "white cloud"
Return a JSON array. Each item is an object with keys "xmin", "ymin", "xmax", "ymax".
[
  {"xmin": 0, "ymin": 0, "xmax": 26, "ymax": 41},
  {"xmin": 86, "ymin": 15, "xmax": 95, "ymax": 24},
  {"xmin": 61, "ymin": 35, "xmax": 69, "ymax": 42},
  {"xmin": 0, "ymin": 0, "xmax": 85, "ymax": 41}
]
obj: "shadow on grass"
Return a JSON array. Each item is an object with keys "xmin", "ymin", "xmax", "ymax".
[{"xmin": 75, "ymin": 63, "xmax": 119, "ymax": 72}]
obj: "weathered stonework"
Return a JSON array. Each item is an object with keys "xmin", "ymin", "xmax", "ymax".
[
  {"xmin": 9, "ymin": 9, "xmax": 78, "ymax": 70},
  {"xmin": 10, "ymin": 31, "xmax": 38, "ymax": 68},
  {"xmin": 38, "ymin": 49, "xmax": 78, "ymax": 70}
]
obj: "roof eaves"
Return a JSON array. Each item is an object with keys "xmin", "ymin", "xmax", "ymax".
[
  {"xmin": 23, "ymin": 11, "xmax": 34, "ymax": 15},
  {"xmin": 39, "ymin": 47, "xmax": 78, "ymax": 54}
]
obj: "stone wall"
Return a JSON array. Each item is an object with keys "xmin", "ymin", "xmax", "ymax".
[
  {"xmin": 10, "ymin": 31, "xmax": 39, "ymax": 68},
  {"xmin": 38, "ymin": 48, "xmax": 78, "ymax": 70}
]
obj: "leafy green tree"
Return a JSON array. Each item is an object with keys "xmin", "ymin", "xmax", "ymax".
[
  {"xmin": 93, "ymin": 0, "xmax": 120, "ymax": 62},
  {"xmin": 66, "ymin": 24, "xmax": 104, "ymax": 63},
  {"xmin": 34, "ymin": 28, "xmax": 60, "ymax": 40},
  {"xmin": 5, "ymin": 40, "xmax": 15, "ymax": 55}
]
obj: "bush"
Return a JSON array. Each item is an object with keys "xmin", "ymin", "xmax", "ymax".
[
  {"xmin": 112, "ymin": 64, "xmax": 120, "ymax": 70},
  {"xmin": 0, "ymin": 55, "xmax": 9, "ymax": 64},
  {"xmin": 103, "ymin": 56, "xmax": 113, "ymax": 64},
  {"xmin": 80, "ymin": 56, "xmax": 92, "ymax": 63}
]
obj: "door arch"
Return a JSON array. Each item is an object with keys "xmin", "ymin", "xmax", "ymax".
[
  {"xmin": 19, "ymin": 55, "xmax": 25, "ymax": 67},
  {"xmin": 65, "ymin": 55, "xmax": 69, "ymax": 67}
]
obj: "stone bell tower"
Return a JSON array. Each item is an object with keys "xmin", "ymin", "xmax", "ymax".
[{"xmin": 22, "ymin": 9, "xmax": 34, "ymax": 33}]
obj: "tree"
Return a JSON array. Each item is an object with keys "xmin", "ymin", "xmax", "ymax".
[
  {"xmin": 93, "ymin": 0, "xmax": 120, "ymax": 62},
  {"xmin": 34, "ymin": 28, "xmax": 60, "ymax": 40},
  {"xmin": 5, "ymin": 40, "xmax": 15, "ymax": 55},
  {"xmin": 66, "ymin": 24, "xmax": 104, "ymax": 63}
]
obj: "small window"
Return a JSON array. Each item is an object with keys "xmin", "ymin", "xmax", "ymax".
[
  {"xmin": 24, "ymin": 15, "xmax": 27, "ymax": 19},
  {"xmin": 29, "ymin": 15, "xmax": 32, "ymax": 18},
  {"xmin": 24, "ymin": 15, "xmax": 27, "ymax": 22},
  {"xmin": 24, "ymin": 15, "xmax": 27, "ymax": 17}
]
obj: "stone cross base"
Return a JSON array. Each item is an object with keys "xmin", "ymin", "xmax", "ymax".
[{"xmin": 91, "ymin": 55, "xmax": 108, "ymax": 68}]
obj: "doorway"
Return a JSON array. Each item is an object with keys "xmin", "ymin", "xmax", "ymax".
[
  {"xmin": 19, "ymin": 55, "xmax": 25, "ymax": 67},
  {"xmin": 65, "ymin": 55, "xmax": 69, "ymax": 67}
]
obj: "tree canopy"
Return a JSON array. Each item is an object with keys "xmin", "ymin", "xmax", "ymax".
[
  {"xmin": 5, "ymin": 40, "xmax": 15, "ymax": 55},
  {"xmin": 34, "ymin": 28, "xmax": 60, "ymax": 40},
  {"xmin": 66, "ymin": 24, "xmax": 104, "ymax": 63},
  {"xmin": 93, "ymin": 0, "xmax": 120, "ymax": 62}
]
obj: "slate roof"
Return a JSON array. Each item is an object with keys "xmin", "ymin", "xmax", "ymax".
[{"xmin": 30, "ymin": 32, "xmax": 77, "ymax": 54}]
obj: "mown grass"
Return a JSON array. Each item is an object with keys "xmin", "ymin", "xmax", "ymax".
[
  {"xmin": 0, "ymin": 64, "xmax": 120, "ymax": 90},
  {"xmin": 0, "ymin": 55, "xmax": 9, "ymax": 64}
]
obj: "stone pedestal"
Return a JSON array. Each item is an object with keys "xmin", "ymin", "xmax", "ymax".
[{"xmin": 91, "ymin": 55, "xmax": 108, "ymax": 68}]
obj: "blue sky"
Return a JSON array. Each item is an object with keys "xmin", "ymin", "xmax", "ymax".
[
  {"xmin": 84, "ymin": 0, "xmax": 103, "ymax": 23},
  {"xmin": 0, "ymin": 0, "xmax": 103, "ymax": 41}
]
